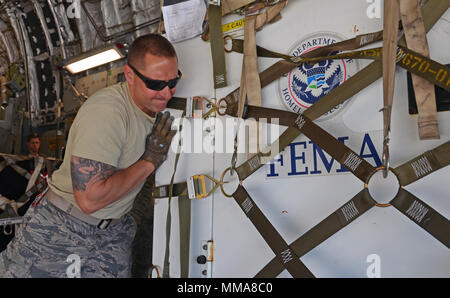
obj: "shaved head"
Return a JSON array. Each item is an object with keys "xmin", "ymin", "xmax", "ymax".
[{"xmin": 127, "ymin": 34, "xmax": 177, "ymax": 68}]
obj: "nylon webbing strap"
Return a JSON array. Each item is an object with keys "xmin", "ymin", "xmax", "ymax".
[
  {"xmin": 5, "ymin": 158, "xmax": 31, "ymax": 180},
  {"xmin": 167, "ymin": 97, "xmax": 187, "ymax": 111},
  {"xmin": 237, "ymin": 105, "xmax": 297, "ymax": 126},
  {"xmin": 243, "ymin": 14, "xmax": 261, "ymax": 106},
  {"xmin": 243, "ymin": 14, "xmax": 262, "ymax": 157},
  {"xmin": 163, "ymin": 113, "xmax": 185, "ymax": 278},
  {"xmin": 223, "ymin": 0, "xmax": 447, "ymax": 117},
  {"xmin": 254, "ymin": 0, "xmax": 287, "ymax": 30},
  {"xmin": 232, "ymin": 185, "xmax": 314, "ymax": 277},
  {"xmin": 396, "ymin": 46, "xmax": 450, "ymax": 92},
  {"xmin": 0, "ymin": 153, "xmax": 30, "ymax": 161},
  {"xmin": 153, "ymin": 182, "xmax": 188, "ymax": 199},
  {"xmin": 230, "ymin": 29, "xmax": 384, "ymax": 61},
  {"xmin": 26, "ymin": 157, "xmax": 43, "ymax": 192},
  {"xmin": 209, "ymin": 4, "xmax": 228, "ymax": 88},
  {"xmin": 391, "ymin": 188, "xmax": 450, "ymax": 248},
  {"xmin": 256, "ymin": 188, "xmax": 376, "ymax": 277},
  {"xmin": 232, "ymin": 0, "xmax": 448, "ymax": 182},
  {"xmin": 234, "ymin": 61, "xmax": 383, "ymax": 181},
  {"xmin": 22, "ymin": 179, "xmax": 46, "ymax": 203},
  {"xmin": 0, "ymin": 177, "xmax": 46, "ymax": 224},
  {"xmin": 178, "ymin": 195, "xmax": 191, "ymax": 278},
  {"xmin": 230, "ymin": 44, "xmax": 450, "ymax": 93},
  {"xmin": 382, "ymin": 0, "xmax": 400, "ymax": 142},
  {"xmin": 400, "ymin": 0, "xmax": 439, "ymax": 139},
  {"xmin": 162, "ymin": 195, "xmax": 172, "ymax": 278},
  {"xmin": 232, "ymin": 0, "xmax": 448, "ymax": 278},
  {"xmin": 0, "ymin": 195, "xmax": 16, "ymax": 211},
  {"xmin": 393, "ymin": 140, "xmax": 450, "ymax": 186},
  {"xmin": 224, "ymin": 28, "xmax": 386, "ymax": 110},
  {"xmin": 221, "ymin": 0, "xmax": 254, "ymax": 16},
  {"xmin": 227, "ymin": 44, "xmax": 450, "ymax": 122},
  {"xmin": 225, "ymin": 0, "xmax": 448, "ymax": 112},
  {"xmin": 294, "ymin": 114, "xmax": 376, "ymax": 182}
]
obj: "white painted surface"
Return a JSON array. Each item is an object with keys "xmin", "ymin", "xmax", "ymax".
[{"xmin": 153, "ymin": 0, "xmax": 450, "ymax": 278}]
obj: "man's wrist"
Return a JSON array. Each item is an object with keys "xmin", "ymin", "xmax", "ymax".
[{"xmin": 138, "ymin": 158, "xmax": 158, "ymax": 173}]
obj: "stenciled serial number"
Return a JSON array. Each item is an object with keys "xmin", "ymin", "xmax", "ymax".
[{"xmin": 400, "ymin": 53, "xmax": 449, "ymax": 87}]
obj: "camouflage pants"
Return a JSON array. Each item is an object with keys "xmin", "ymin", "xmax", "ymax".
[{"xmin": 0, "ymin": 196, "xmax": 136, "ymax": 278}]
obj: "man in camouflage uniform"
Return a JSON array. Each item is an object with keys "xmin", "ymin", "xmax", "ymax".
[{"xmin": 0, "ymin": 34, "xmax": 179, "ymax": 277}]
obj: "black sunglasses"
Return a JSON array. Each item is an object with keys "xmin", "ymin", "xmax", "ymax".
[{"xmin": 128, "ymin": 64, "xmax": 182, "ymax": 91}]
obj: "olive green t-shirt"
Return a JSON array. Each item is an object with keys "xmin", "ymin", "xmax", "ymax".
[{"xmin": 48, "ymin": 82, "xmax": 155, "ymax": 219}]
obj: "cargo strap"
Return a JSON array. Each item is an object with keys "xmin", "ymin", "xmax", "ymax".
[
  {"xmin": 256, "ymin": 188, "xmax": 376, "ymax": 277},
  {"xmin": 167, "ymin": 96, "xmax": 227, "ymax": 120},
  {"xmin": 0, "ymin": 154, "xmax": 49, "ymax": 211},
  {"xmin": 231, "ymin": 47, "xmax": 449, "ymax": 178},
  {"xmin": 242, "ymin": 14, "xmax": 261, "ymax": 107},
  {"xmin": 162, "ymin": 112, "xmax": 191, "ymax": 278},
  {"xmin": 231, "ymin": 1, "xmax": 287, "ymax": 165},
  {"xmin": 239, "ymin": 13, "xmax": 261, "ymax": 160},
  {"xmin": 255, "ymin": 140, "xmax": 450, "ymax": 277},
  {"xmin": 381, "ymin": 0, "xmax": 401, "ymax": 175},
  {"xmin": 26, "ymin": 156, "xmax": 44, "ymax": 192},
  {"xmin": 131, "ymin": 172, "xmax": 156, "ymax": 278},
  {"xmin": 232, "ymin": 0, "xmax": 449, "ymax": 181},
  {"xmin": 154, "ymin": 174, "xmax": 223, "ymax": 200},
  {"xmin": 400, "ymin": 0, "xmax": 439, "ymax": 139},
  {"xmin": 391, "ymin": 188, "xmax": 449, "ymax": 248},
  {"xmin": 221, "ymin": 0, "xmax": 254, "ymax": 16},
  {"xmin": 232, "ymin": 185, "xmax": 314, "ymax": 277},
  {"xmin": 3, "ymin": 157, "xmax": 32, "ymax": 180},
  {"xmin": 234, "ymin": 60, "xmax": 383, "ymax": 182},
  {"xmin": 0, "ymin": 178, "xmax": 48, "ymax": 216},
  {"xmin": 208, "ymin": 3, "xmax": 228, "ymax": 88},
  {"xmin": 166, "ymin": 0, "xmax": 447, "ymax": 276},
  {"xmin": 222, "ymin": 0, "xmax": 449, "ymax": 277},
  {"xmin": 222, "ymin": 0, "xmax": 286, "ymax": 17},
  {"xmin": 392, "ymin": 140, "xmax": 450, "ymax": 186},
  {"xmin": 156, "ymin": 172, "xmax": 223, "ymax": 277},
  {"xmin": 228, "ymin": 42, "xmax": 450, "ymax": 93},
  {"xmin": 294, "ymin": 114, "xmax": 376, "ymax": 181},
  {"xmin": 166, "ymin": 30, "xmax": 389, "ymax": 120},
  {"xmin": 237, "ymin": 109, "xmax": 450, "ymax": 265},
  {"xmin": 223, "ymin": 28, "xmax": 386, "ymax": 110},
  {"xmin": 177, "ymin": 194, "xmax": 190, "ymax": 278},
  {"xmin": 254, "ymin": 1, "xmax": 286, "ymax": 29},
  {"xmin": 291, "ymin": 117, "xmax": 448, "ymax": 246},
  {"xmin": 221, "ymin": 33, "xmax": 385, "ymax": 118},
  {"xmin": 0, "ymin": 195, "xmax": 19, "ymax": 214}
]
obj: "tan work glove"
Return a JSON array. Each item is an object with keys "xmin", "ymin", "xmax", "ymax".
[{"xmin": 141, "ymin": 111, "xmax": 177, "ymax": 169}]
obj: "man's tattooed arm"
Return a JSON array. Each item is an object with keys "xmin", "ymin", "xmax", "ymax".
[
  {"xmin": 71, "ymin": 156, "xmax": 116, "ymax": 192},
  {"xmin": 70, "ymin": 155, "xmax": 154, "ymax": 214}
]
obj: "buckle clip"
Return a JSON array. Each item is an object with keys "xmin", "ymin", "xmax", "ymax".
[
  {"xmin": 97, "ymin": 219, "xmax": 112, "ymax": 229},
  {"xmin": 187, "ymin": 175, "xmax": 208, "ymax": 199}
]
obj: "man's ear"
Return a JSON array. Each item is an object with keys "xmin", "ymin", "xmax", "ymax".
[{"xmin": 123, "ymin": 64, "xmax": 135, "ymax": 85}]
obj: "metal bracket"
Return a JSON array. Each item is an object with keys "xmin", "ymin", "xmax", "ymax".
[{"xmin": 199, "ymin": 240, "xmax": 214, "ymax": 277}]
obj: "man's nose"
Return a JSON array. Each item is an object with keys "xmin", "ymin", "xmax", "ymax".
[{"xmin": 159, "ymin": 86, "xmax": 173, "ymax": 99}]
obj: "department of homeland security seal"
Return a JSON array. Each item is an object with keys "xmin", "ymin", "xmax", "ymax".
[{"xmin": 278, "ymin": 32, "xmax": 360, "ymax": 121}]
